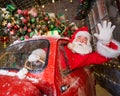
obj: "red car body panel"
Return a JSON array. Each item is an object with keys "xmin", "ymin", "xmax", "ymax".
[
  {"xmin": 0, "ymin": 75, "xmax": 41, "ymax": 96},
  {"xmin": 0, "ymin": 36, "xmax": 96, "ymax": 96}
]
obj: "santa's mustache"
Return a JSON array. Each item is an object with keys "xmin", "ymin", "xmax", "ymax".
[
  {"xmin": 72, "ymin": 41, "xmax": 93, "ymax": 54},
  {"xmin": 73, "ymin": 41, "xmax": 87, "ymax": 46}
]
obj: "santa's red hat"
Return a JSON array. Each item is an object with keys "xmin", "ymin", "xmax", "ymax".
[{"xmin": 70, "ymin": 26, "xmax": 91, "ymax": 42}]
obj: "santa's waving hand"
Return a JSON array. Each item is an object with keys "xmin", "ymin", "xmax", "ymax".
[
  {"xmin": 94, "ymin": 21, "xmax": 120, "ymax": 58},
  {"xmin": 64, "ymin": 20, "xmax": 120, "ymax": 69},
  {"xmin": 94, "ymin": 21, "xmax": 116, "ymax": 44}
]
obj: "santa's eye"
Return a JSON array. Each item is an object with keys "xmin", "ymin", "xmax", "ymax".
[{"xmin": 76, "ymin": 36, "xmax": 88, "ymax": 44}]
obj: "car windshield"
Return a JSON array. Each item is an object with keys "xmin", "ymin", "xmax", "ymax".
[{"xmin": 0, "ymin": 39, "xmax": 50, "ymax": 72}]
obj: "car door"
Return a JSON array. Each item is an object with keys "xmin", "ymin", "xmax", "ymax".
[{"xmin": 55, "ymin": 40, "xmax": 96, "ymax": 96}]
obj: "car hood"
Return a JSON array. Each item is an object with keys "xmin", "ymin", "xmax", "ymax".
[{"xmin": 0, "ymin": 75, "xmax": 41, "ymax": 96}]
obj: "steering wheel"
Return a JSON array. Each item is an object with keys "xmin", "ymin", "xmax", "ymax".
[
  {"xmin": 24, "ymin": 59, "xmax": 45, "ymax": 70},
  {"xmin": 24, "ymin": 60, "xmax": 33, "ymax": 70}
]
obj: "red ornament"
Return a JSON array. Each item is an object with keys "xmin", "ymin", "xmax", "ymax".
[
  {"xmin": 24, "ymin": 35, "xmax": 29, "ymax": 39},
  {"xmin": 56, "ymin": 20, "xmax": 61, "ymax": 25},
  {"xmin": 27, "ymin": 28, "xmax": 32, "ymax": 33},
  {"xmin": 23, "ymin": 10, "xmax": 29, "ymax": 16},
  {"xmin": 7, "ymin": 23, "xmax": 12, "ymax": 28},
  {"xmin": 0, "ymin": 36, "xmax": 9, "ymax": 43},
  {"xmin": 80, "ymin": 0, "xmax": 84, "ymax": 3},
  {"xmin": 44, "ymin": 17, "xmax": 49, "ymax": 21},
  {"xmin": 17, "ymin": 9, "xmax": 23, "ymax": 15},
  {"xmin": 10, "ymin": 30, "xmax": 15, "ymax": 35},
  {"xmin": 22, "ymin": 18, "xmax": 28, "ymax": 24},
  {"xmin": 23, "ymin": 26, "xmax": 27, "ymax": 31},
  {"xmin": 63, "ymin": 31, "xmax": 68, "ymax": 36},
  {"xmin": 14, "ymin": 25, "xmax": 19, "ymax": 30},
  {"xmin": 26, "ymin": 16, "xmax": 30, "ymax": 21}
]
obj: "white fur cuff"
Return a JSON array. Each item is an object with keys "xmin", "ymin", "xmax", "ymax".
[{"xmin": 97, "ymin": 40, "xmax": 120, "ymax": 58}]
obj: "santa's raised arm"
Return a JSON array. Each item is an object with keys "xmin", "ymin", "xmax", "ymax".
[
  {"xmin": 64, "ymin": 21, "xmax": 120, "ymax": 70},
  {"xmin": 95, "ymin": 21, "xmax": 120, "ymax": 58}
]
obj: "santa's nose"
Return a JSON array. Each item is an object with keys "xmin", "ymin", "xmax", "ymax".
[
  {"xmin": 76, "ymin": 36, "xmax": 88, "ymax": 44},
  {"xmin": 80, "ymin": 39, "xmax": 87, "ymax": 44}
]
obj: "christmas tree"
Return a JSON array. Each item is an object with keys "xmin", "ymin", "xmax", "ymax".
[{"xmin": 75, "ymin": 0, "xmax": 93, "ymax": 20}]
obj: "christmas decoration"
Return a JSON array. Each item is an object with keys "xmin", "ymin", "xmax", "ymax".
[
  {"xmin": 0, "ymin": 36, "xmax": 9, "ymax": 48},
  {"xmin": 6, "ymin": 5, "xmax": 17, "ymax": 14},
  {"xmin": 0, "ymin": 4, "xmax": 79, "ymax": 45},
  {"xmin": 75, "ymin": 0, "xmax": 93, "ymax": 20}
]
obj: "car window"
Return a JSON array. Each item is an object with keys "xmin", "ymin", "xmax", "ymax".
[
  {"xmin": 58, "ymin": 44, "xmax": 71, "ymax": 75},
  {"xmin": 0, "ymin": 39, "xmax": 50, "ymax": 73}
]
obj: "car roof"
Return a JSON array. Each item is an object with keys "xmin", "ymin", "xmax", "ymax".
[{"xmin": 10, "ymin": 36, "xmax": 70, "ymax": 46}]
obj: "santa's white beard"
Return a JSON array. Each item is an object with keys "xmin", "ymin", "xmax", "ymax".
[{"xmin": 72, "ymin": 41, "xmax": 92, "ymax": 55}]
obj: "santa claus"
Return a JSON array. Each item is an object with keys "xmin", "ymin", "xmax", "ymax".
[
  {"xmin": 64, "ymin": 21, "xmax": 120, "ymax": 70},
  {"xmin": 24, "ymin": 49, "xmax": 46, "ymax": 70}
]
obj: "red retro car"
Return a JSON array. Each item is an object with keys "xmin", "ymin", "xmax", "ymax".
[{"xmin": 0, "ymin": 36, "xmax": 96, "ymax": 96}]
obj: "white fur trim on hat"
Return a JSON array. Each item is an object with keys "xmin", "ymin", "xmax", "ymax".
[
  {"xmin": 75, "ymin": 31, "xmax": 91, "ymax": 41},
  {"xmin": 97, "ymin": 40, "xmax": 120, "ymax": 58}
]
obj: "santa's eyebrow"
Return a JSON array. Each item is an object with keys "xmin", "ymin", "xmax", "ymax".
[{"xmin": 77, "ymin": 36, "xmax": 88, "ymax": 39}]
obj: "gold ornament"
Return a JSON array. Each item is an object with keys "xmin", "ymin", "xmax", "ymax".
[{"xmin": 2, "ymin": 20, "xmax": 7, "ymax": 26}]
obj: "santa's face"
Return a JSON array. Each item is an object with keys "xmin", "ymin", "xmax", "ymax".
[
  {"xmin": 72, "ymin": 36, "xmax": 92, "ymax": 54},
  {"xmin": 75, "ymin": 36, "xmax": 88, "ymax": 44}
]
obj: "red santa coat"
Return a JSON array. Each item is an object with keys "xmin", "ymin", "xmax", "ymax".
[
  {"xmin": 65, "ymin": 47, "xmax": 106, "ymax": 70},
  {"xmin": 62, "ymin": 27, "xmax": 120, "ymax": 70},
  {"xmin": 64, "ymin": 41, "xmax": 120, "ymax": 70}
]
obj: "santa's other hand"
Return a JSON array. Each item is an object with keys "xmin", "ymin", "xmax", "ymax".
[{"xmin": 67, "ymin": 43, "xmax": 74, "ymax": 50}]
